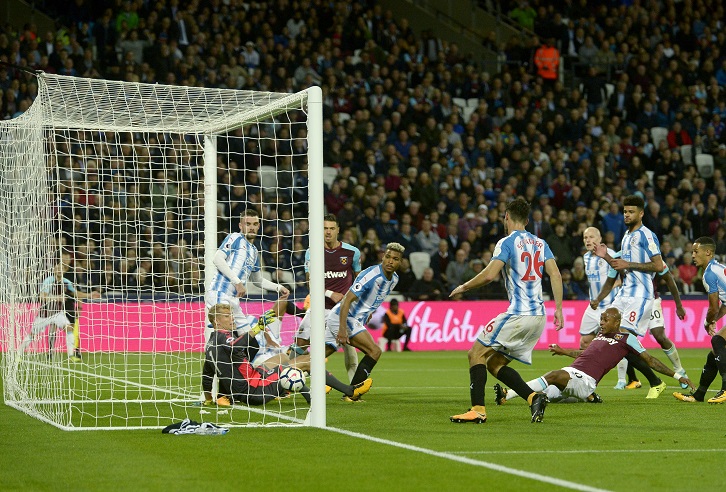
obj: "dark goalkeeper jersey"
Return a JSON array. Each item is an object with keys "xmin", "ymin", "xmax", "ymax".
[
  {"xmin": 571, "ymin": 331, "xmax": 645, "ymax": 384},
  {"xmin": 201, "ymin": 330, "xmax": 280, "ymax": 399}
]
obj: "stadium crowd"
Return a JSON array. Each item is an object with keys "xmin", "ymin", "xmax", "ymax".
[{"xmin": 3, "ymin": 0, "xmax": 726, "ymax": 300}]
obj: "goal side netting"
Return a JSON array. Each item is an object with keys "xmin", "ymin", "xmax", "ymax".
[{"xmin": 0, "ymin": 73, "xmax": 326, "ymax": 430}]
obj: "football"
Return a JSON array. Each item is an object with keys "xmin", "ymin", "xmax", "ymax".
[{"xmin": 279, "ymin": 366, "xmax": 306, "ymax": 392}]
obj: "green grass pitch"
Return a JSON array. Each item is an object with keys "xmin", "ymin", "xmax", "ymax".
[{"xmin": 1, "ymin": 349, "xmax": 722, "ymax": 491}]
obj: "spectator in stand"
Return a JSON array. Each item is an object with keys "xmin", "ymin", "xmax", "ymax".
[
  {"xmin": 415, "ymin": 218, "xmax": 440, "ymax": 256},
  {"xmin": 430, "ymin": 239, "xmax": 450, "ymax": 285},
  {"xmin": 446, "ymin": 249, "xmax": 470, "ymax": 296},
  {"xmin": 600, "ymin": 201, "xmax": 626, "ymax": 246},
  {"xmin": 534, "ymin": 38, "xmax": 560, "ymax": 91},
  {"xmin": 395, "ymin": 257, "xmax": 417, "ymax": 298},
  {"xmin": 667, "ymin": 121, "xmax": 693, "ymax": 149},
  {"xmin": 409, "ymin": 267, "xmax": 444, "ymax": 301},
  {"xmin": 360, "ymin": 228, "xmax": 381, "ymax": 270},
  {"xmin": 546, "ymin": 222, "xmax": 576, "ymax": 270}
]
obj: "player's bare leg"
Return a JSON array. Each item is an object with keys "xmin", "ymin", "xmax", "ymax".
[{"xmin": 348, "ymin": 330, "xmax": 380, "ymax": 385}]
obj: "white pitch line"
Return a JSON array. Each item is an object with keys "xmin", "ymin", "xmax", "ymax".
[
  {"xmin": 452, "ymin": 448, "xmax": 726, "ymax": 455},
  {"xmin": 325, "ymin": 426, "xmax": 611, "ymax": 492}
]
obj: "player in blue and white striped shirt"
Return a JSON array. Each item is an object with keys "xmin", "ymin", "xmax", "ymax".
[
  {"xmin": 674, "ymin": 236, "xmax": 726, "ymax": 404},
  {"xmin": 205, "ymin": 210, "xmax": 289, "ymax": 356},
  {"xmin": 580, "ymin": 227, "xmax": 620, "ymax": 350},
  {"xmin": 592, "ymin": 195, "xmax": 672, "ymax": 399},
  {"xmin": 449, "ymin": 197, "xmax": 564, "ymax": 424},
  {"xmin": 324, "ymin": 242, "xmax": 404, "ymax": 400}
]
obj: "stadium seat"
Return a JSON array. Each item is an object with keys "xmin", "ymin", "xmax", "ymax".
[
  {"xmin": 278, "ymin": 270, "xmax": 296, "ymax": 290},
  {"xmin": 466, "ymin": 98, "xmax": 479, "ymax": 108},
  {"xmin": 452, "ymin": 97, "xmax": 466, "ymax": 110},
  {"xmin": 650, "ymin": 127, "xmax": 668, "ymax": 148},
  {"xmin": 258, "ymin": 166, "xmax": 278, "ymax": 198},
  {"xmin": 337, "ymin": 112, "xmax": 351, "ymax": 123},
  {"xmin": 323, "ymin": 167, "xmax": 339, "ymax": 188},
  {"xmin": 605, "ymin": 83, "xmax": 614, "ymax": 101},
  {"xmin": 463, "ymin": 106, "xmax": 476, "ymax": 123},
  {"xmin": 695, "ymin": 153, "xmax": 714, "ymax": 178},
  {"xmin": 409, "ymin": 252, "xmax": 431, "ymax": 280},
  {"xmin": 645, "ymin": 170, "xmax": 654, "ymax": 186},
  {"xmin": 680, "ymin": 144, "xmax": 693, "ymax": 165},
  {"xmin": 505, "ymin": 107, "xmax": 515, "ymax": 120}
]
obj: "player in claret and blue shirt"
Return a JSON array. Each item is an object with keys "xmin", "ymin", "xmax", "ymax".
[{"xmin": 496, "ymin": 307, "xmax": 693, "ymax": 406}]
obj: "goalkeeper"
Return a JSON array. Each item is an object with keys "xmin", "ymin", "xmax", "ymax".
[{"xmin": 202, "ymin": 305, "xmax": 371, "ymax": 406}]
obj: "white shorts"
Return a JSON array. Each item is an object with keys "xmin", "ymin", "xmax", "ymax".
[
  {"xmin": 325, "ymin": 309, "xmax": 369, "ymax": 350},
  {"xmin": 31, "ymin": 312, "xmax": 71, "ymax": 334},
  {"xmin": 561, "ymin": 367, "xmax": 597, "ymax": 401},
  {"xmin": 295, "ymin": 308, "xmax": 332, "ymax": 341},
  {"xmin": 579, "ymin": 305, "xmax": 603, "ymax": 336},
  {"xmin": 610, "ymin": 295, "xmax": 653, "ymax": 337},
  {"xmin": 476, "ymin": 313, "xmax": 546, "ymax": 365},
  {"xmin": 252, "ymin": 338, "xmax": 288, "ymax": 367},
  {"xmin": 647, "ymin": 298, "xmax": 664, "ymax": 331},
  {"xmin": 205, "ymin": 291, "xmax": 256, "ymax": 332}
]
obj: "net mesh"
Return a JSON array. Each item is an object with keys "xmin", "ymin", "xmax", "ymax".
[{"xmin": 1, "ymin": 73, "xmax": 316, "ymax": 429}]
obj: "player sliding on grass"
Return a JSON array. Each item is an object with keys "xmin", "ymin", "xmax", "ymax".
[
  {"xmin": 201, "ymin": 304, "xmax": 371, "ymax": 406},
  {"xmin": 674, "ymin": 237, "xmax": 726, "ymax": 404},
  {"xmin": 325, "ymin": 242, "xmax": 404, "ymax": 402},
  {"xmin": 449, "ymin": 197, "xmax": 564, "ymax": 424},
  {"xmin": 495, "ymin": 307, "xmax": 693, "ymax": 406}
]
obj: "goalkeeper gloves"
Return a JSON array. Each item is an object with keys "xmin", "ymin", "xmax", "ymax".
[{"xmin": 249, "ymin": 310, "xmax": 276, "ymax": 336}]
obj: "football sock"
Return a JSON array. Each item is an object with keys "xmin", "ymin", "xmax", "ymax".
[
  {"xmin": 616, "ymin": 358, "xmax": 628, "ymax": 382},
  {"xmin": 350, "ymin": 355, "xmax": 376, "ymax": 385},
  {"xmin": 325, "ymin": 371, "xmax": 353, "ymax": 396},
  {"xmin": 343, "ymin": 344, "xmax": 359, "ymax": 382},
  {"xmin": 626, "ymin": 363, "xmax": 638, "ymax": 383},
  {"xmin": 285, "ymin": 302, "xmax": 306, "ymax": 318},
  {"xmin": 663, "ymin": 345, "xmax": 684, "ymax": 373},
  {"xmin": 469, "ymin": 364, "xmax": 487, "ymax": 407},
  {"xmin": 625, "ymin": 353, "xmax": 661, "ymax": 386},
  {"xmin": 710, "ymin": 335, "xmax": 726, "ymax": 389},
  {"xmin": 299, "ymin": 384, "xmax": 311, "ymax": 404},
  {"xmin": 694, "ymin": 351, "xmax": 719, "ymax": 401},
  {"xmin": 505, "ymin": 376, "xmax": 548, "ymax": 401},
  {"xmin": 496, "ymin": 365, "xmax": 536, "ymax": 402}
]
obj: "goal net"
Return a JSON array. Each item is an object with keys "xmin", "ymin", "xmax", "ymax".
[{"xmin": 0, "ymin": 73, "xmax": 327, "ymax": 430}]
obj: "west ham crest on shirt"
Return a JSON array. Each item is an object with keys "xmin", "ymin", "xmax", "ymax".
[
  {"xmin": 614, "ymin": 334, "xmax": 623, "ymax": 340},
  {"xmin": 340, "ymin": 257, "xmax": 348, "ymax": 265}
]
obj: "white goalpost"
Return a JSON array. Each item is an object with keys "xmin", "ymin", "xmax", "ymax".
[{"xmin": 0, "ymin": 72, "xmax": 326, "ymax": 430}]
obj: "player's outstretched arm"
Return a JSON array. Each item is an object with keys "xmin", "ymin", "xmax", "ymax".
[
  {"xmin": 640, "ymin": 351, "xmax": 694, "ymax": 390},
  {"xmin": 661, "ymin": 269, "xmax": 685, "ymax": 320},
  {"xmin": 549, "ymin": 344, "xmax": 582, "ymax": 358},
  {"xmin": 544, "ymin": 258, "xmax": 564, "ymax": 330}
]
